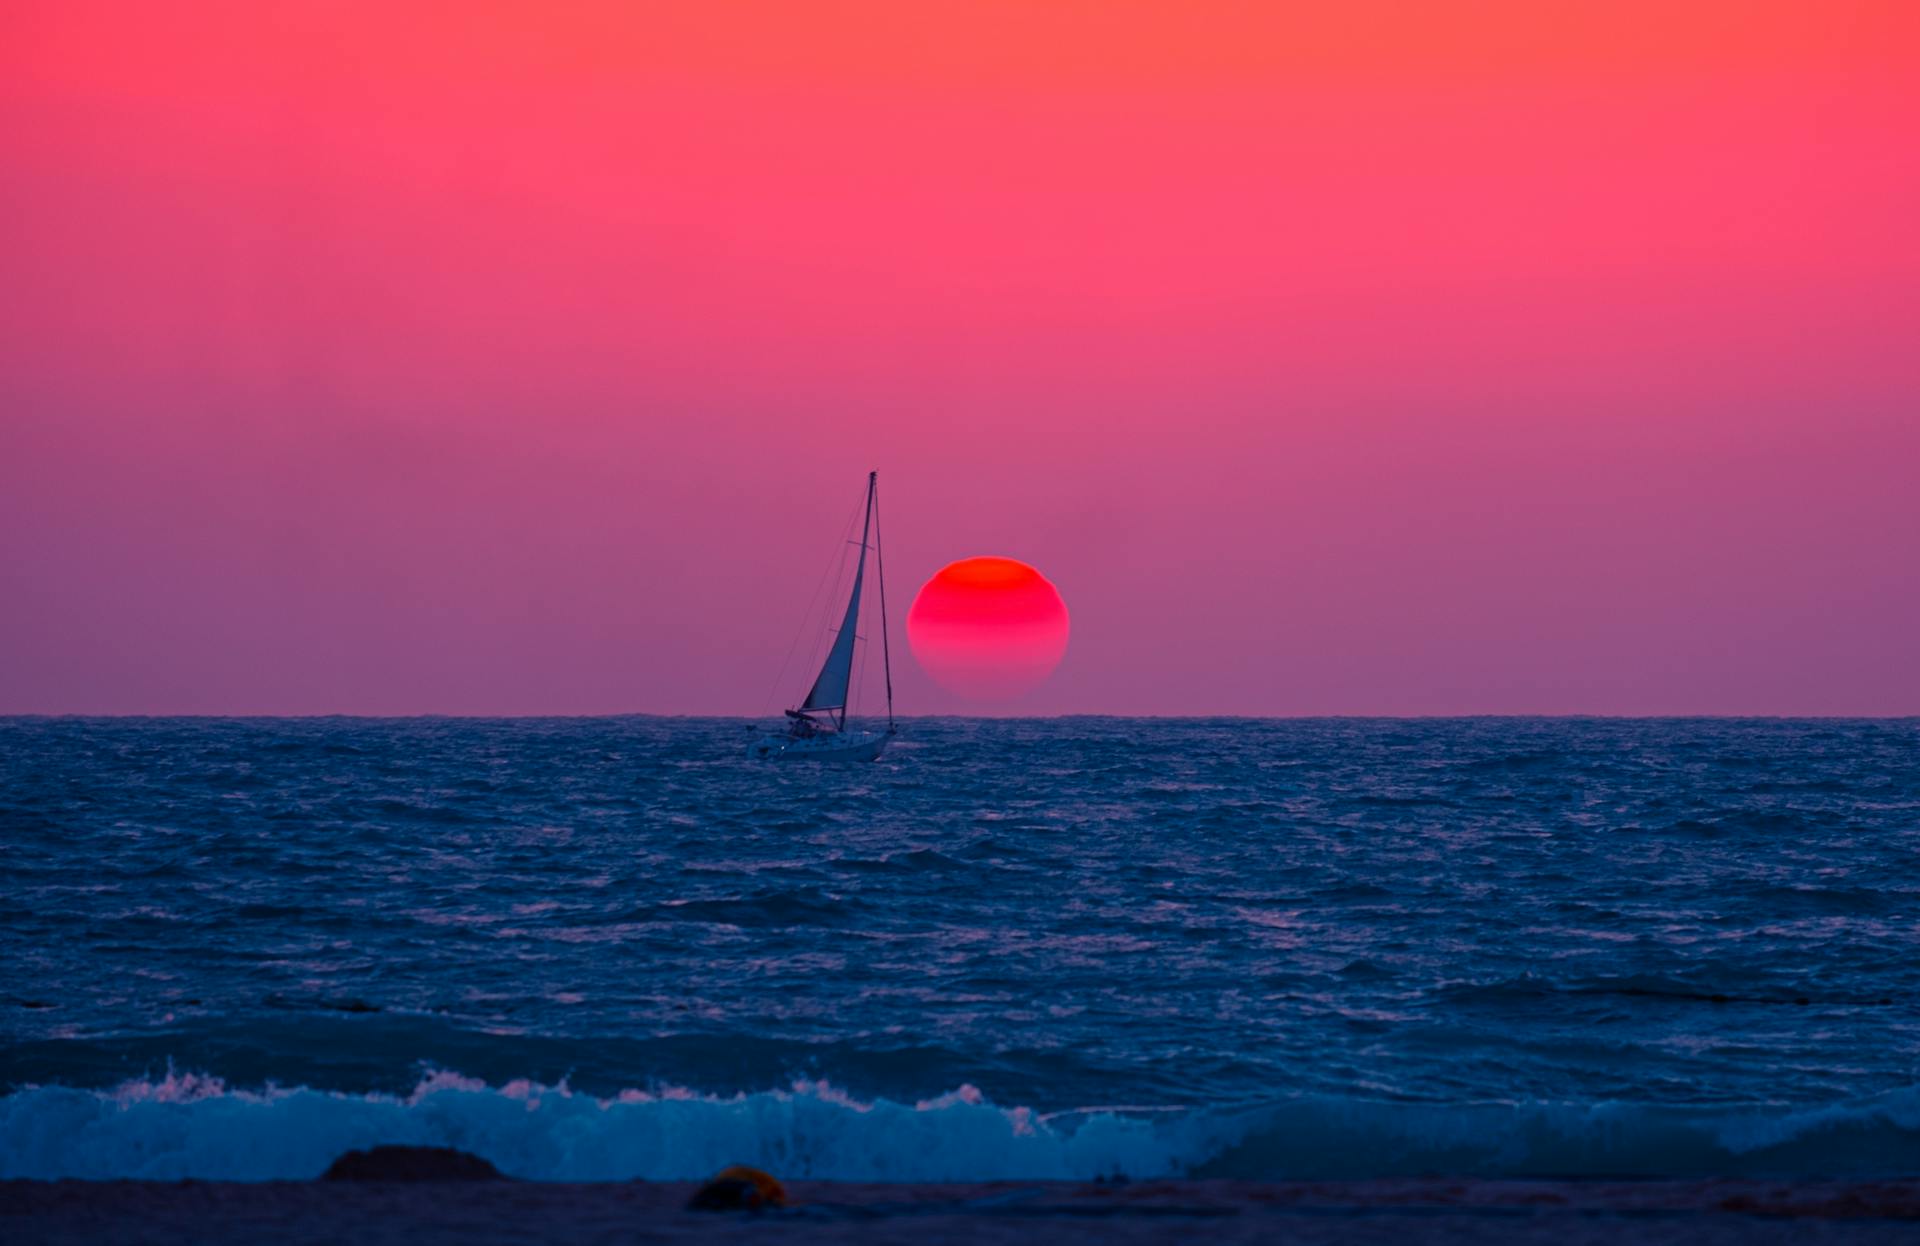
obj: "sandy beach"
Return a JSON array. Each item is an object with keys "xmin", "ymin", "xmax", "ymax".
[{"xmin": 7, "ymin": 1178, "xmax": 1920, "ymax": 1245}]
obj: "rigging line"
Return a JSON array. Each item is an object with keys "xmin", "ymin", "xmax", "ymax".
[
  {"xmin": 762, "ymin": 517, "xmax": 841, "ymax": 716},
  {"xmin": 874, "ymin": 475, "xmax": 894, "ymax": 728},
  {"xmin": 802, "ymin": 491, "xmax": 864, "ymax": 714},
  {"xmin": 761, "ymin": 490, "xmax": 863, "ymax": 717},
  {"xmin": 804, "ymin": 493, "xmax": 862, "ymax": 709}
]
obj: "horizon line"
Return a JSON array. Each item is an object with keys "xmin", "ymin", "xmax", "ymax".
[{"xmin": 3, "ymin": 712, "xmax": 1916, "ymax": 723}]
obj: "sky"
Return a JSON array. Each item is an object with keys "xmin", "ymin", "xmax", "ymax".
[{"xmin": 2, "ymin": 1, "xmax": 1917, "ymax": 715}]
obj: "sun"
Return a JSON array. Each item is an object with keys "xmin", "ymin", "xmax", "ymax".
[{"xmin": 907, "ymin": 557, "xmax": 1070, "ymax": 701}]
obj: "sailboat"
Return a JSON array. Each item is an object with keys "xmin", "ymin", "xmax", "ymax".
[{"xmin": 749, "ymin": 471, "xmax": 896, "ymax": 761}]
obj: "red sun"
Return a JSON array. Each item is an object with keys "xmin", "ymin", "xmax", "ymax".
[{"xmin": 907, "ymin": 557, "xmax": 1070, "ymax": 701}]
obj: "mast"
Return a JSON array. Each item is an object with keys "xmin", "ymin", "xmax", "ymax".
[
  {"xmin": 852, "ymin": 472, "xmax": 879, "ymax": 733},
  {"xmin": 874, "ymin": 471, "xmax": 894, "ymax": 730}
]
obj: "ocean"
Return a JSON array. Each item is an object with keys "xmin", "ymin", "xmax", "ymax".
[{"xmin": 3, "ymin": 716, "xmax": 1918, "ymax": 1182}]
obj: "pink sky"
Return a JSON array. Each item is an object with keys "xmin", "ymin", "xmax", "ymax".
[{"xmin": 3, "ymin": 2, "xmax": 1917, "ymax": 715}]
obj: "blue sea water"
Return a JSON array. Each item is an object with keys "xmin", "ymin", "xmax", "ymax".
[{"xmin": 3, "ymin": 716, "xmax": 1918, "ymax": 1181}]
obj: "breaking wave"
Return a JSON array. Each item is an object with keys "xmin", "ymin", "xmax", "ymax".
[{"xmin": 5, "ymin": 1072, "xmax": 1919, "ymax": 1181}]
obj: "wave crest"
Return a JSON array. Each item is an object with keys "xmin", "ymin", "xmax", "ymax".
[{"xmin": 4, "ymin": 1073, "xmax": 1919, "ymax": 1182}]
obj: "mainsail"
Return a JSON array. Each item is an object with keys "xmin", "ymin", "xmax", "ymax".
[{"xmin": 799, "ymin": 476, "xmax": 874, "ymax": 721}]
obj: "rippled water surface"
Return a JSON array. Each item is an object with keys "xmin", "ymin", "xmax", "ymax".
[{"xmin": 3, "ymin": 716, "xmax": 1918, "ymax": 1179}]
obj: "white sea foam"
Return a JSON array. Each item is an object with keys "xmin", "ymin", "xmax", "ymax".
[{"xmin": 4, "ymin": 1072, "xmax": 1919, "ymax": 1181}]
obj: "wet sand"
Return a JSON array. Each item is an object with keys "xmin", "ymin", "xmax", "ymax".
[{"xmin": 5, "ymin": 1178, "xmax": 1919, "ymax": 1245}]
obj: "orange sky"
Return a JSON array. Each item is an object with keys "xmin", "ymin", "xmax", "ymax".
[{"xmin": 3, "ymin": 2, "xmax": 1917, "ymax": 713}]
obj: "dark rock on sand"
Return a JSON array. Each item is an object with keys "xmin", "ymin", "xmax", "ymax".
[
  {"xmin": 321, "ymin": 1145, "xmax": 504, "ymax": 1182},
  {"xmin": 688, "ymin": 1165, "xmax": 787, "ymax": 1211}
]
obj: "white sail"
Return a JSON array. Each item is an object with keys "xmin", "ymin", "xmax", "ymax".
[
  {"xmin": 801, "ymin": 552, "xmax": 865, "ymax": 713},
  {"xmin": 800, "ymin": 476, "xmax": 874, "ymax": 717}
]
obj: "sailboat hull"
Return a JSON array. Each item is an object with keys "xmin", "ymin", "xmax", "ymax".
[{"xmin": 748, "ymin": 729, "xmax": 892, "ymax": 762}]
